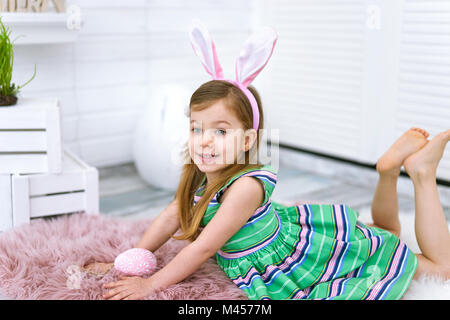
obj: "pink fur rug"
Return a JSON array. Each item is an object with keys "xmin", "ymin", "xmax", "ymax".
[{"xmin": 0, "ymin": 213, "xmax": 246, "ymax": 300}]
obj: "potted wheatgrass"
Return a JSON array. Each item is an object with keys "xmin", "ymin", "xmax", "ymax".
[{"xmin": 0, "ymin": 16, "xmax": 36, "ymax": 106}]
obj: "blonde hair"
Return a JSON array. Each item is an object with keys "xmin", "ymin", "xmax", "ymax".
[{"xmin": 173, "ymin": 80, "xmax": 265, "ymax": 242}]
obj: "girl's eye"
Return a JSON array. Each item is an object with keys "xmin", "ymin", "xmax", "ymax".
[
  {"xmin": 191, "ymin": 128, "xmax": 226, "ymax": 135},
  {"xmin": 216, "ymin": 129, "xmax": 226, "ymax": 136}
]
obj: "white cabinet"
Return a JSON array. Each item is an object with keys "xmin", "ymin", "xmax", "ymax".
[
  {"xmin": 0, "ymin": 97, "xmax": 62, "ymax": 174},
  {"xmin": 0, "ymin": 149, "xmax": 99, "ymax": 232}
]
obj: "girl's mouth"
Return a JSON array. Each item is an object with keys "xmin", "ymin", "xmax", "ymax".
[{"xmin": 198, "ymin": 153, "xmax": 219, "ymax": 164}]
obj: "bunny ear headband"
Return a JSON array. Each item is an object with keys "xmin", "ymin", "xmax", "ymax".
[{"xmin": 189, "ymin": 19, "xmax": 278, "ymax": 131}]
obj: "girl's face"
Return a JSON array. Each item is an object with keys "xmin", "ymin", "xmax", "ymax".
[{"xmin": 189, "ymin": 99, "xmax": 256, "ymax": 179}]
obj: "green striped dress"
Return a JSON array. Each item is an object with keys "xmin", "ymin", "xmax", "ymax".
[{"xmin": 194, "ymin": 164, "xmax": 418, "ymax": 300}]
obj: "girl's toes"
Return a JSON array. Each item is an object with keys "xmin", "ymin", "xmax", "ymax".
[
  {"xmin": 411, "ymin": 127, "xmax": 429, "ymax": 138},
  {"xmin": 436, "ymin": 130, "xmax": 450, "ymax": 141},
  {"xmin": 443, "ymin": 129, "xmax": 450, "ymax": 140},
  {"xmin": 419, "ymin": 129, "xmax": 429, "ymax": 137}
]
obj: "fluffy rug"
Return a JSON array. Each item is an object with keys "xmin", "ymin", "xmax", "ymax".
[
  {"xmin": 0, "ymin": 209, "xmax": 448, "ymax": 300},
  {"xmin": 0, "ymin": 213, "xmax": 246, "ymax": 300}
]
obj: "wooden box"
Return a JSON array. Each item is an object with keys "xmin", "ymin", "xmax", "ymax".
[
  {"xmin": 0, "ymin": 97, "xmax": 62, "ymax": 174},
  {"xmin": 0, "ymin": 149, "xmax": 99, "ymax": 232}
]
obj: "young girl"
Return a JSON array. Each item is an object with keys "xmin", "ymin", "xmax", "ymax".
[{"xmin": 90, "ymin": 22, "xmax": 450, "ymax": 300}]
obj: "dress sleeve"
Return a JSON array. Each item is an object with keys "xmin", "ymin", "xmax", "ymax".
[{"xmin": 215, "ymin": 165, "xmax": 278, "ymax": 207}]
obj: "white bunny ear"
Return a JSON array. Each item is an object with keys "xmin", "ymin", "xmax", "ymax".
[
  {"xmin": 189, "ymin": 20, "xmax": 224, "ymax": 80},
  {"xmin": 235, "ymin": 27, "xmax": 278, "ymax": 87}
]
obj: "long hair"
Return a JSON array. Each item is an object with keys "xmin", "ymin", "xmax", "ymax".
[{"xmin": 172, "ymin": 80, "xmax": 265, "ymax": 242}]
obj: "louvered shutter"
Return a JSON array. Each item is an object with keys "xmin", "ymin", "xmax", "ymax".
[
  {"xmin": 263, "ymin": 0, "xmax": 450, "ymax": 181},
  {"xmin": 395, "ymin": 0, "xmax": 450, "ymax": 180},
  {"xmin": 264, "ymin": 0, "xmax": 368, "ymax": 162}
]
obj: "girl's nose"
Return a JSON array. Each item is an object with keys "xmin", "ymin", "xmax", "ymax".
[{"xmin": 201, "ymin": 130, "xmax": 214, "ymax": 146}]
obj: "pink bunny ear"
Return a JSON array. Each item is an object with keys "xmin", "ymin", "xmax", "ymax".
[
  {"xmin": 189, "ymin": 20, "xmax": 224, "ymax": 80},
  {"xmin": 235, "ymin": 27, "xmax": 278, "ymax": 87}
]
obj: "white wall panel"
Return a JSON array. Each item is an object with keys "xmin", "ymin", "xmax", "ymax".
[
  {"xmin": 78, "ymin": 110, "xmax": 140, "ymax": 139},
  {"xmin": 79, "ymin": 135, "xmax": 134, "ymax": 167},
  {"xmin": 76, "ymin": 84, "xmax": 147, "ymax": 113},
  {"xmin": 77, "ymin": 8, "xmax": 147, "ymax": 36},
  {"xmin": 75, "ymin": 60, "xmax": 147, "ymax": 89},
  {"xmin": 74, "ymin": 36, "xmax": 148, "ymax": 62},
  {"xmin": 63, "ymin": 116, "xmax": 78, "ymax": 142},
  {"xmin": 14, "ymin": 62, "xmax": 74, "ymax": 92}
]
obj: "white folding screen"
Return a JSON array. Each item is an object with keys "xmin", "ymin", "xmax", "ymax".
[
  {"xmin": 261, "ymin": 0, "xmax": 450, "ymax": 181},
  {"xmin": 395, "ymin": 0, "xmax": 450, "ymax": 180},
  {"xmin": 263, "ymin": 0, "xmax": 367, "ymax": 162}
]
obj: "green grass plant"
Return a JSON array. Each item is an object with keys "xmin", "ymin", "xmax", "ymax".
[{"xmin": 0, "ymin": 16, "xmax": 36, "ymax": 99}]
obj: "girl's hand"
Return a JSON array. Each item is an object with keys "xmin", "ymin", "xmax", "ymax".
[{"xmin": 102, "ymin": 276, "xmax": 154, "ymax": 300}]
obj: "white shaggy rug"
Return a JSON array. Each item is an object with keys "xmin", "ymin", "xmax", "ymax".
[{"xmin": 356, "ymin": 208, "xmax": 450, "ymax": 300}]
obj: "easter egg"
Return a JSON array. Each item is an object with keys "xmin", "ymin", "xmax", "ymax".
[{"xmin": 114, "ymin": 248, "xmax": 157, "ymax": 276}]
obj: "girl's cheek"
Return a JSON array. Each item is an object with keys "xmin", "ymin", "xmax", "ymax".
[
  {"xmin": 189, "ymin": 135, "xmax": 201, "ymax": 151},
  {"xmin": 222, "ymin": 136, "xmax": 240, "ymax": 163},
  {"xmin": 188, "ymin": 138, "xmax": 197, "ymax": 158}
]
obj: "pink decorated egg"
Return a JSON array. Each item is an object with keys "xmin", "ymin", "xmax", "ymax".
[{"xmin": 114, "ymin": 248, "xmax": 157, "ymax": 276}]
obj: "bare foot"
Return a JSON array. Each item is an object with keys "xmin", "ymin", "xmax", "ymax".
[
  {"xmin": 376, "ymin": 127, "xmax": 429, "ymax": 176},
  {"xmin": 404, "ymin": 129, "xmax": 450, "ymax": 181},
  {"xmin": 82, "ymin": 262, "xmax": 114, "ymax": 275}
]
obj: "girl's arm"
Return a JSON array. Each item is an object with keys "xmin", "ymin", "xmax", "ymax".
[
  {"xmin": 135, "ymin": 198, "xmax": 180, "ymax": 252},
  {"xmin": 103, "ymin": 177, "xmax": 263, "ymax": 299},
  {"xmin": 146, "ymin": 176, "xmax": 264, "ymax": 292}
]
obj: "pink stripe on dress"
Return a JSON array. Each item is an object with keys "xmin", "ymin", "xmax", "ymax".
[
  {"xmin": 241, "ymin": 170, "xmax": 277, "ymax": 182},
  {"xmin": 274, "ymin": 205, "xmax": 311, "ymax": 271},
  {"xmin": 356, "ymin": 224, "xmax": 377, "ymax": 256},
  {"xmin": 333, "ymin": 205, "xmax": 344, "ymax": 241},
  {"xmin": 329, "ymin": 277, "xmax": 346, "ymax": 297},
  {"xmin": 292, "ymin": 289, "xmax": 306, "ymax": 299},
  {"xmin": 233, "ymin": 266, "xmax": 259, "ymax": 288},
  {"xmin": 366, "ymin": 242, "xmax": 405, "ymax": 300},
  {"xmin": 318, "ymin": 241, "xmax": 346, "ymax": 282}
]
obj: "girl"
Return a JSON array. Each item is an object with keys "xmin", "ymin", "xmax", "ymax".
[
  {"xmin": 96, "ymin": 79, "xmax": 450, "ymax": 300},
  {"xmin": 89, "ymin": 21, "xmax": 450, "ymax": 300}
]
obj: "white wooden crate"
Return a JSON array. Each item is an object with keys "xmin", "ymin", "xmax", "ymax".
[
  {"xmin": 0, "ymin": 149, "xmax": 99, "ymax": 232},
  {"xmin": 0, "ymin": 97, "xmax": 62, "ymax": 174}
]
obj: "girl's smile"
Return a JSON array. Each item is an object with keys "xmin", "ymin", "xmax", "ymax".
[{"xmin": 197, "ymin": 153, "xmax": 220, "ymax": 164}]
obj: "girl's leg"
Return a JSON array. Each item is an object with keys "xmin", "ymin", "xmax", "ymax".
[
  {"xmin": 404, "ymin": 129, "xmax": 450, "ymax": 279},
  {"xmin": 369, "ymin": 173, "xmax": 401, "ymax": 237},
  {"xmin": 369, "ymin": 128, "xmax": 429, "ymax": 237}
]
